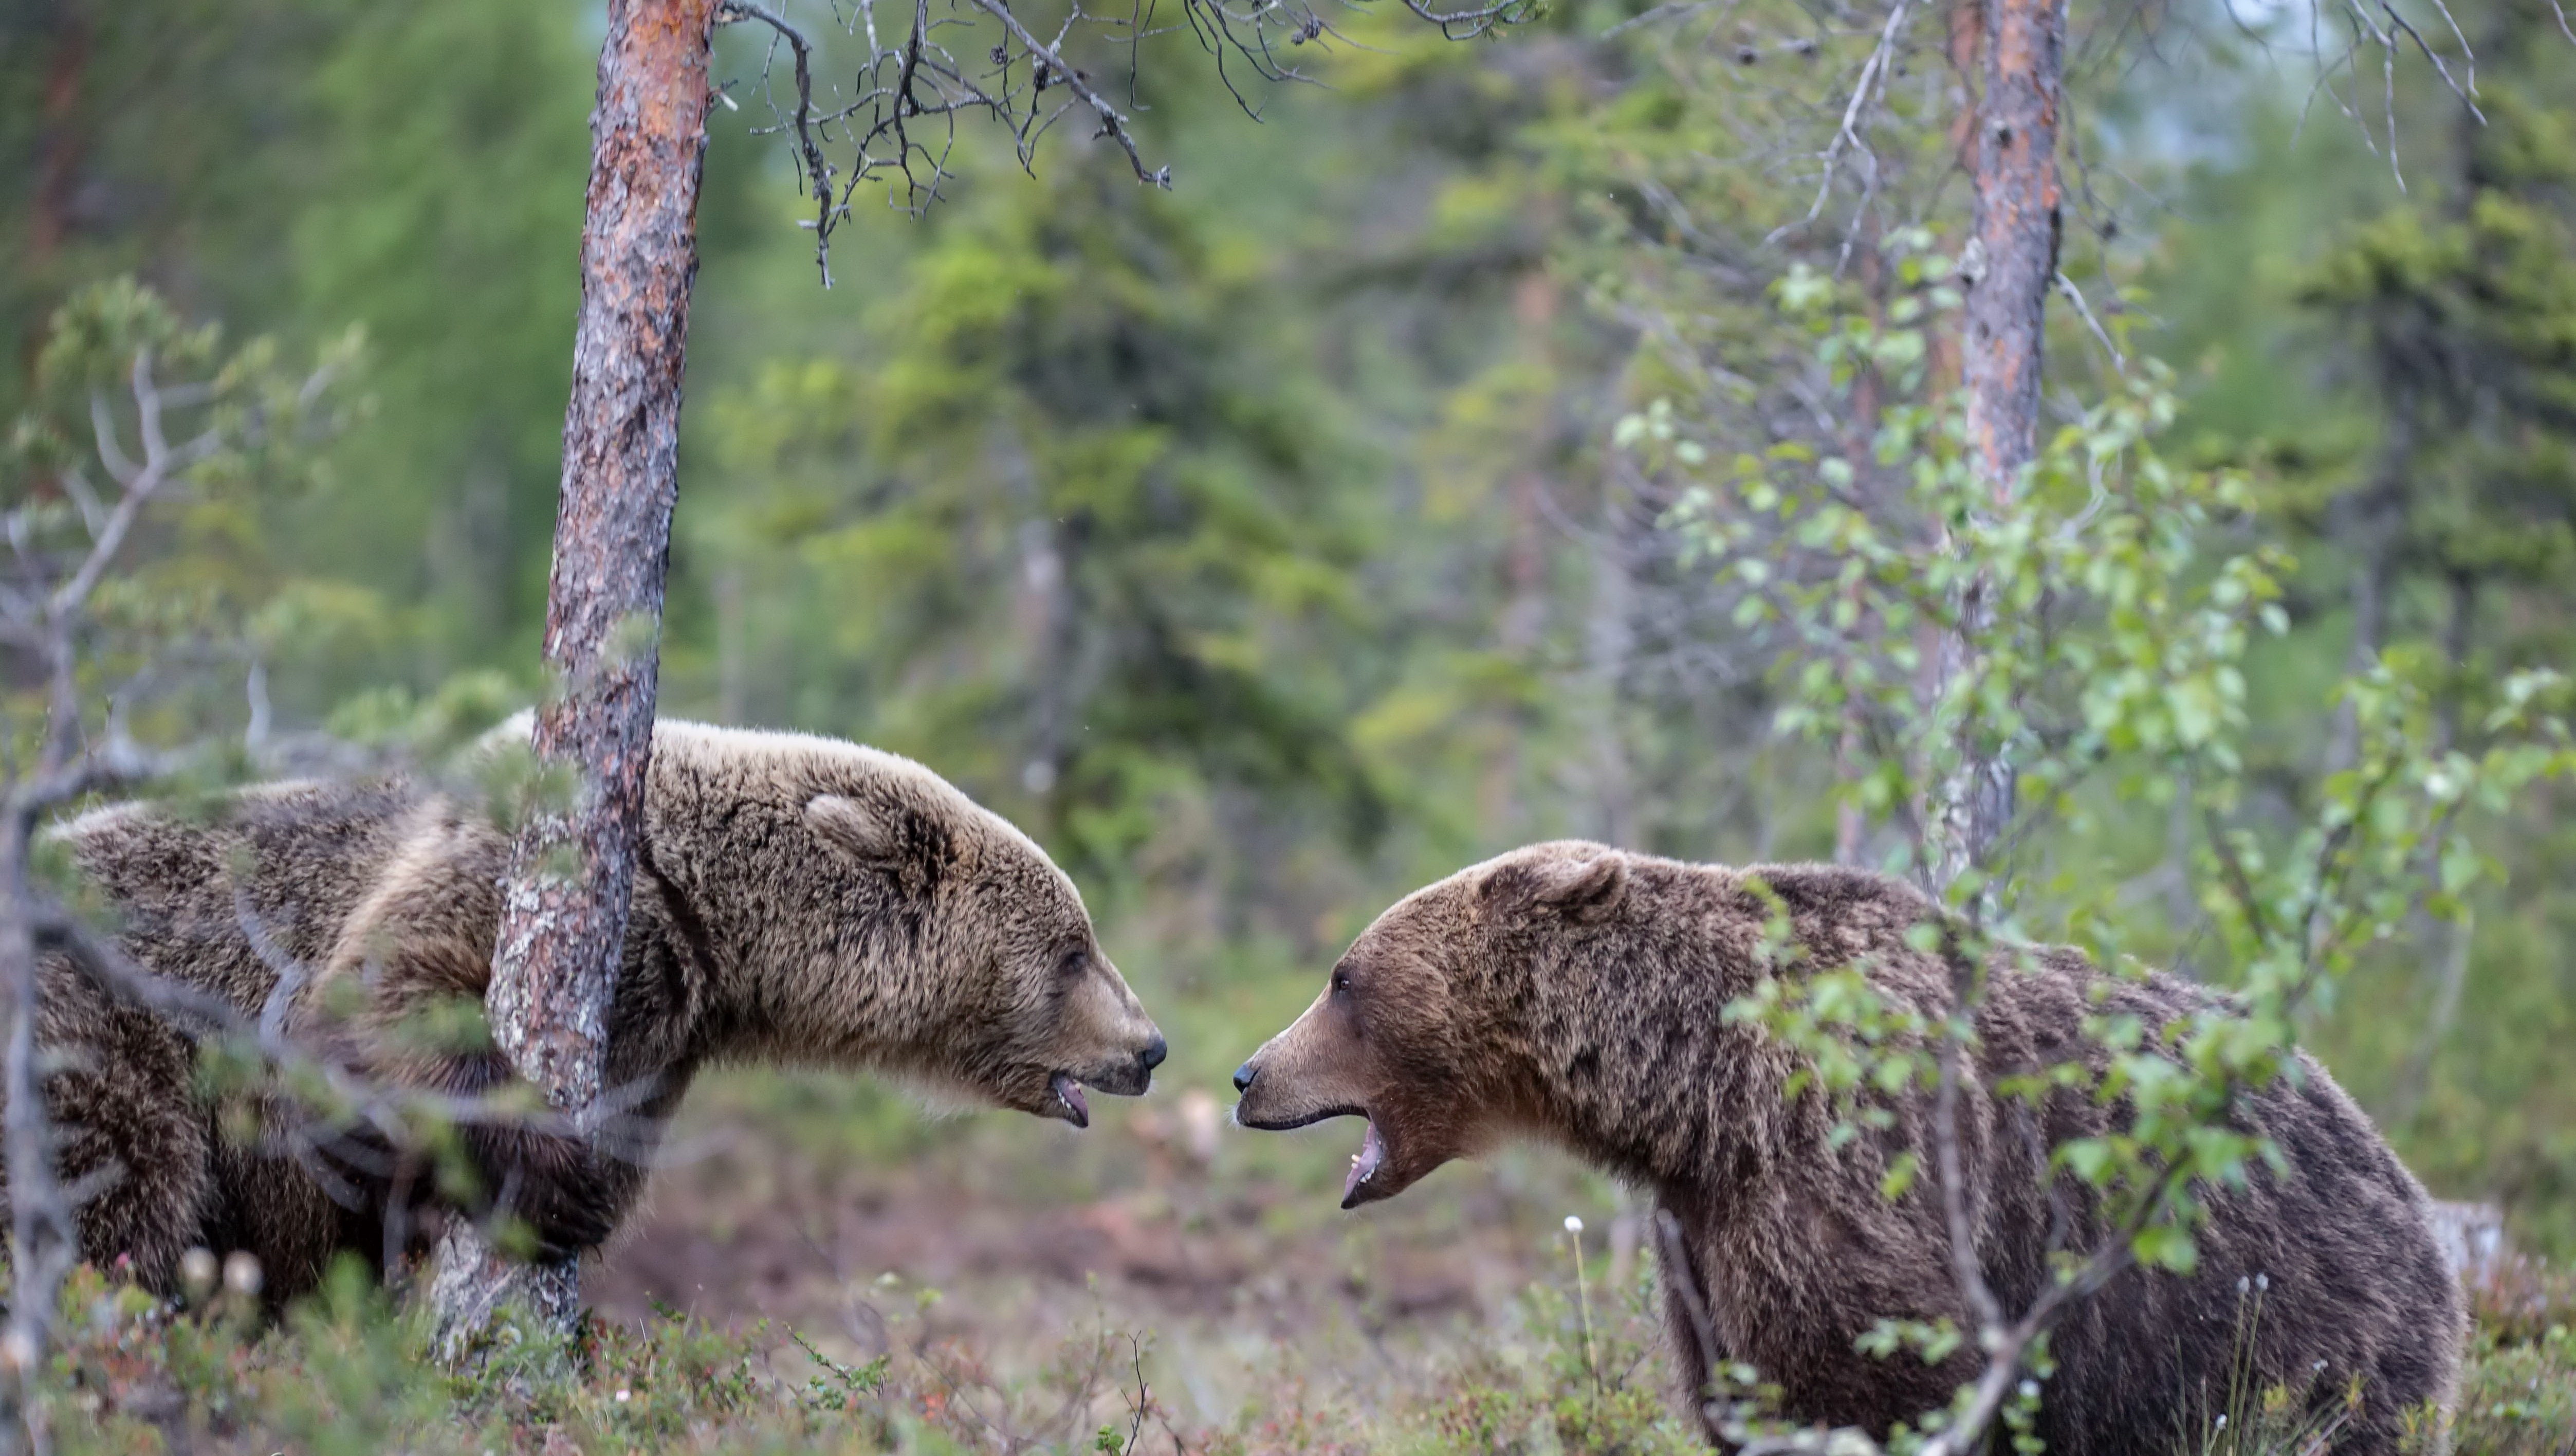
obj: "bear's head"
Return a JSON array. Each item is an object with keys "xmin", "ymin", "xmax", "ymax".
[
  {"xmin": 651, "ymin": 723, "xmax": 1165, "ymax": 1129},
  {"xmin": 796, "ymin": 784, "xmax": 1167, "ymax": 1129},
  {"xmin": 1230, "ymin": 840, "xmax": 1629, "ymax": 1207}
]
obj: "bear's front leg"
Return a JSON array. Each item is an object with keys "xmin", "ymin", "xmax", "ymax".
[{"xmin": 411, "ymin": 1046, "xmax": 651, "ymax": 1263}]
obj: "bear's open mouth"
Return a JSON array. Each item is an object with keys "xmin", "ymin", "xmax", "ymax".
[
  {"xmin": 1048, "ymin": 1072, "xmax": 1091, "ymax": 1128},
  {"xmin": 1344, "ymin": 1118, "xmax": 1386, "ymax": 1204}
]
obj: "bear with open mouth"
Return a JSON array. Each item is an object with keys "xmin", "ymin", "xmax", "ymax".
[
  {"xmin": 13, "ymin": 719, "xmax": 1165, "ymax": 1303},
  {"xmin": 1231, "ymin": 841, "xmax": 2461, "ymax": 1455}
]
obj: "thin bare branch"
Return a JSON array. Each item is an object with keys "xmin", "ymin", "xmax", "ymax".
[
  {"xmin": 2380, "ymin": 2, "xmax": 2482, "ymax": 123},
  {"xmin": 718, "ymin": 2, "xmax": 843, "ymax": 284},
  {"xmin": 85, "ymin": 390, "xmax": 136, "ymax": 489},
  {"xmin": 1775, "ymin": 0, "xmax": 1916, "ymax": 244},
  {"xmin": 1602, "ymin": 0, "xmax": 1735, "ymax": 37},
  {"xmin": 1930, "ymin": 1006, "xmax": 2004, "ymax": 1332},
  {"xmin": 1396, "ymin": 0, "xmax": 1536, "ymax": 41},
  {"xmin": 2054, "ymin": 270, "xmax": 2127, "ymax": 375},
  {"xmin": 54, "ymin": 354, "xmax": 222, "ymax": 622},
  {"xmin": 964, "ymin": 0, "xmax": 1172, "ymax": 187},
  {"xmin": 55, "ymin": 468, "xmax": 105, "ymax": 539}
]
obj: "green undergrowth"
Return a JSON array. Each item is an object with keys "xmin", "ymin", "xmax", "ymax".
[
  {"xmin": 33, "ymin": 1239, "xmax": 1691, "ymax": 1456},
  {"xmin": 30, "ymin": 1248, "xmax": 2576, "ymax": 1455},
  {"xmin": 1385, "ymin": 1258, "xmax": 1699, "ymax": 1456}
]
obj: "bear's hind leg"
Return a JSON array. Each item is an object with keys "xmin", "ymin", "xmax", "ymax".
[{"xmin": 0, "ymin": 960, "xmax": 214, "ymax": 1294}]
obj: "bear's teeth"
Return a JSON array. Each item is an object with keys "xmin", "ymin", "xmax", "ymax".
[
  {"xmin": 1344, "ymin": 1119, "xmax": 1385, "ymax": 1199},
  {"xmin": 1050, "ymin": 1072, "xmax": 1091, "ymax": 1127}
]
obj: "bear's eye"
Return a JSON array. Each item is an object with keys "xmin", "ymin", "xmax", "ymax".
[
  {"xmin": 1057, "ymin": 948, "xmax": 1090, "ymax": 981},
  {"xmin": 1331, "ymin": 969, "xmax": 1352, "ymax": 998}
]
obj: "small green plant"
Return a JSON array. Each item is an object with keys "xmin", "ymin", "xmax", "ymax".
[
  {"xmin": 34, "ymin": 1254, "xmax": 1205, "ymax": 1455},
  {"xmin": 1406, "ymin": 1224, "xmax": 1698, "ymax": 1456},
  {"xmin": 2437, "ymin": 1322, "xmax": 2576, "ymax": 1456}
]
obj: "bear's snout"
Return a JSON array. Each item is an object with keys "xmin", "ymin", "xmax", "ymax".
[
  {"xmin": 1231, "ymin": 1060, "xmax": 1257, "ymax": 1094},
  {"xmin": 1140, "ymin": 1034, "xmax": 1168, "ymax": 1073}
]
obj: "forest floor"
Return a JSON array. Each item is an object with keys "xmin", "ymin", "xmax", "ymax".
[
  {"xmin": 585, "ymin": 1067, "xmax": 1641, "ymax": 1435},
  {"xmin": 48, "ymin": 1062, "xmax": 2576, "ymax": 1453}
]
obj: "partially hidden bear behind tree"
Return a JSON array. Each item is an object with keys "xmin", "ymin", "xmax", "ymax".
[
  {"xmin": 1231, "ymin": 842, "xmax": 2462, "ymax": 1455},
  {"xmin": 8, "ymin": 719, "xmax": 1167, "ymax": 1303}
]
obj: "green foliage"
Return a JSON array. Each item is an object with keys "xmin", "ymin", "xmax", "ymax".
[
  {"xmin": 693, "ymin": 144, "xmax": 1395, "ymax": 886},
  {"xmin": 13, "ymin": 1, "xmax": 2576, "ymax": 1447},
  {"xmin": 283, "ymin": 0, "xmax": 592, "ymax": 676},
  {"xmin": 2441, "ymin": 1324, "xmax": 2576, "ymax": 1455},
  {"xmin": 1635, "ymin": 131, "xmax": 2573, "ymax": 1437},
  {"xmin": 41, "ymin": 1257, "xmax": 1170, "ymax": 1454},
  {"xmin": 4, "ymin": 278, "xmax": 362, "ymax": 758},
  {"xmin": 2146, "ymin": 0, "xmax": 2576, "ymax": 1250},
  {"xmin": 40, "ymin": 1245, "xmax": 2563, "ymax": 1454},
  {"xmin": 1405, "ymin": 1248, "xmax": 1700, "ymax": 1456}
]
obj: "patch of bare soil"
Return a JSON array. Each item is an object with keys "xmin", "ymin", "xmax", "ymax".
[{"xmin": 587, "ymin": 1079, "xmax": 1627, "ymax": 1417}]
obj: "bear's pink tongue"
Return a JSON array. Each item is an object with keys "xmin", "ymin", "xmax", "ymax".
[
  {"xmin": 1050, "ymin": 1072, "xmax": 1091, "ymax": 1128},
  {"xmin": 1345, "ymin": 1119, "xmax": 1385, "ymax": 1199}
]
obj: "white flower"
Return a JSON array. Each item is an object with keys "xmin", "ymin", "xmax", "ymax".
[
  {"xmin": 1564, "ymin": 1215, "xmax": 1585, "ymax": 1235},
  {"xmin": 615, "ymin": 1389, "xmax": 632, "ymax": 1404},
  {"xmin": 179, "ymin": 1247, "xmax": 219, "ymax": 1298}
]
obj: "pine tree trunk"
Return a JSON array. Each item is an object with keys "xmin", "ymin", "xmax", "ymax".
[
  {"xmin": 1929, "ymin": 0, "xmax": 2064, "ymax": 896},
  {"xmin": 431, "ymin": 0, "xmax": 719, "ymax": 1363},
  {"xmin": 1960, "ymin": 0, "xmax": 2062, "ymax": 491}
]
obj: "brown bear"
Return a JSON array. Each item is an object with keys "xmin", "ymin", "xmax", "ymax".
[
  {"xmin": 12, "ymin": 719, "xmax": 1165, "ymax": 1302},
  {"xmin": 1231, "ymin": 842, "xmax": 2461, "ymax": 1454}
]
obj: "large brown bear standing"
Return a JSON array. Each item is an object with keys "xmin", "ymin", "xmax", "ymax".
[
  {"xmin": 1232, "ymin": 842, "xmax": 2461, "ymax": 1454},
  {"xmin": 12, "ymin": 720, "xmax": 1165, "ymax": 1302}
]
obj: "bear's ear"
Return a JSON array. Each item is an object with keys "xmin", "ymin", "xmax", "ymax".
[
  {"xmin": 1486, "ymin": 852, "xmax": 1630, "ymax": 924},
  {"xmin": 1537, "ymin": 853, "xmax": 1630, "ymax": 922},
  {"xmin": 804, "ymin": 794, "xmax": 901, "ymax": 865}
]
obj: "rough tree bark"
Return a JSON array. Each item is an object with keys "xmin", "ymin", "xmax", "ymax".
[
  {"xmin": 1928, "ymin": 0, "xmax": 2064, "ymax": 897},
  {"xmin": 430, "ymin": 0, "xmax": 720, "ymax": 1361}
]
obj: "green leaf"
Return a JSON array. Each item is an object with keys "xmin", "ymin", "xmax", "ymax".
[{"xmin": 2130, "ymin": 1225, "xmax": 2199, "ymax": 1275}]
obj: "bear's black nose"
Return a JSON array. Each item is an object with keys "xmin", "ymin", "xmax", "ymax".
[
  {"xmin": 1139, "ymin": 1035, "xmax": 1168, "ymax": 1073},
  {"xmin": 1232, "ymin": 1061, "xmax": 1258, "ymax": 1094}
]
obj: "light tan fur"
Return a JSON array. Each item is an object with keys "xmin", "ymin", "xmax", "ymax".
[{"xmin": 10, "ymin": 720, "xmax": 1164, "ymax": 1301}]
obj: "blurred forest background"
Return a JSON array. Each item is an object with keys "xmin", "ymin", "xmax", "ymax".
[{"xmin": 5, "ymin": 0, "xmax": 2574, "ymax": 1444}]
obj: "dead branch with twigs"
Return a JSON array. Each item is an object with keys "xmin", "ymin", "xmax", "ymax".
[
  {"xmin": 0, "ymin": 315, "xmax": 325, "ymax": 1451},
  {"xmin": 712, "ymin": 0, "xmax": 1545, "ymax": 284},
  {"xmin": 0, "ymin": 300, "xmax": 710, "ymax": 1451}
]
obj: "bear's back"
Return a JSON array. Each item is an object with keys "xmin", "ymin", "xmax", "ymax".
[{"xmin": 58, "ymin": 779, "xmax": 431, "ymax": 1014}]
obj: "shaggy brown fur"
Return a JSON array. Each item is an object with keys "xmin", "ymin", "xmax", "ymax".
[
  {"xmin": 1233, "ymin": 842, "xmax": 2462, "ymax": 1454},
  {"xmin": 11, "ymin": 721, "xmax": 1163, "ymax": 1302}
]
